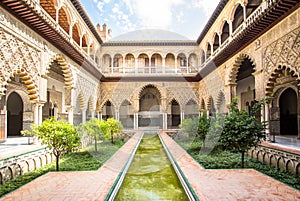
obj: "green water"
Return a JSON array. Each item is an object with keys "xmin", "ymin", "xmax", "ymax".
[{"xmin": 115, "ymin": 133, "xmax": 189, "ymax": 201}]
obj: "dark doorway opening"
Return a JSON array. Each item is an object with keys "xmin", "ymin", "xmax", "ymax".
[
  {"xmin": 279, "ymin": 88, "xmax": 298, "ymax": 135},
  {"xmin": 7, "ymin": 92, "xmax": 23, "ymax": 136}
]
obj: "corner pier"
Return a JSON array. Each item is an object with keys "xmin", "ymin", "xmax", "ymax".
[{"xmin": 1, "ymin": 130, "xmax": 299, "ymax": 200}]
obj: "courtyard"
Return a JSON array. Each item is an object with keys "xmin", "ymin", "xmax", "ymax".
[{"xmin": 0, "ymin": 130, "xmax": 299, "ymax": 200}]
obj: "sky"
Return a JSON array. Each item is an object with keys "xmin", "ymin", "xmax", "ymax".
[{"xmin": 80, "ymin": 0, "xmax": 220, "ymax": 40}]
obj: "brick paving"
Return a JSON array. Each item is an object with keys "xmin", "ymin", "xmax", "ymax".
[
  {"xmin": 0, "ymin": 131, "xmax": 143, "ymax": 201},
  {"xmin": 1, "ymin": 130, "xmax": 299, "ymax": 201},
  {"xmin": 160, "ymin": 131, "xmax": 300, "ymax": 201}
]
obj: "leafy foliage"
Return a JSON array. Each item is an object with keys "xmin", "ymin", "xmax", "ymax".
[
  {"xmin": 176, "ymin": 138, "xmax": 300, "ymax": 190},
  {"xmin": 0, "ymin": 140, "xmax": 124, "ymax": 197},
  {"xmin": 219, "ymin": 98, "xmax": 266, "ymax": 167},
  {"xmin": 32, "ymin": 117, "xmax": 81, "ymax": 171},
  {"xmin": 197, "ymin": 112, "xmax": 210, "ymax": 147},
  {"xmin": 106, "ymin": 118, "xmax": 123, "ymax": 144},
  {"xmin": 77, "ymin": 118, "xmax": 109, "ymax": 152},
  {"xmin": 179, "ymin": 117, "xmax": 199, "ymax": 138}
]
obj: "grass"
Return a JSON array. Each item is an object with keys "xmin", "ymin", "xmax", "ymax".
[
  {"xmin": 0, "ymin": 139, "xmax": 124, "ymax": 197},
  {"xmin": 175, "ymin": 138, "xmax": 300, "ymax": 191}
]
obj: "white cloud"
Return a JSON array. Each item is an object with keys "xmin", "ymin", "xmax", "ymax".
[
  {"xmin": 104, "ymin": 0, "xmax": 110, "ymax": 3},
  {"xmin": 192, "ymin": 0, "xmax": 219, "ymax": 16},
  {"xmin": 131, "ymin": 0, "xmax": 184, "ymax": 29},
  {"xmin": 110, "ymin": 3, "xmax": 137, "ymax": 33},
  {"xmin": 97, "ymin": 2, "xmax": 104, "ymax": 12}
]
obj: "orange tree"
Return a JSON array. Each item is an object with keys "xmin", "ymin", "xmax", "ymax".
[
  {"xmin": 219, "ymin": 98, "xmax": 266, "ymax": 168},
  {"xmin": 34, "ymin": 117, "xmax": 80, "ymax": 171},
  {"xmin": 106, "ymin": 118, "xmax": 123, "ymax": 144}
]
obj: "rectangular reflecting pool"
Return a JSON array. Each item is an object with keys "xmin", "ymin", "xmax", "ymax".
[{"xmin": 114, "ymin": 133, "xmax": 189, "ymax": 200}]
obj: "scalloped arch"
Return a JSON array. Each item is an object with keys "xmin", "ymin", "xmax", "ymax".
[
  {"xmin": 47, "ymin": 54, "xmax": 74, "ymax": 88},
  {"xmin": 229, "ymin": 53, "xmax": 256, "ymax": 84},
  {"xmin": 265, "ymin": 65, "xmax": 300, "ymax": 96}
]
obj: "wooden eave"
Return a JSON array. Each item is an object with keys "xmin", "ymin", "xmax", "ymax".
[{"xmin": 203, "ymin": 0, "xmax": 300, "ymax": 78}]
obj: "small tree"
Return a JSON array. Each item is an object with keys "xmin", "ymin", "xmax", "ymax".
[
  {"xmin": 77, "ymin": 118, "xmax": 108, "ymax": 152},
  {"xmin": 179, "ymin": 117, "xmax": 199, "ymax": 138},
  {"xmin": 34, "ymin": 117, "xmax": 80, "ymax": 171},
  {"xmin": 220, "ymin": 98, "xmax": 266, "ymax": 168},
  {"xmin": 106, "ymin": 118, "xmax": 123, "ymax": 144},
  {"xmin": 197, "ymin": 112, "xmax": 210, "ymax": 148},
  {"xmin": 204, "ymin": 114, "xmax": 225, "ymax": 152}
]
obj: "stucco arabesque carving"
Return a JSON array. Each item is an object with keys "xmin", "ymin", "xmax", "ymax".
[
  {"xmin": 263, "ymin": 27, "xmax": 300, "ymax": 80},
  {"xmin": 0, "ymin": 27, "xmax": 41, "ymax": 97}
]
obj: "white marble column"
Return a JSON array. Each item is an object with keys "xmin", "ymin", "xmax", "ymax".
[
  {"xmin": 134, "ymin": 113, "xmax": 139, "ymax": 130},
  {"xmin": 162, "ymin": 57, "xmax": 166, "ymax": 73},
  {"xmin": 135, "ymin": 58, "xmax": 138, "ymax": 73},
  {"xmin": 265, "ymin": 102, "xmax": 270, "ymax": 141},
  {"xmin": 163, "ymin": 113, "xmax": 168, "ymax": 130},
  {"xmin": 38, "ymin": 104, "xmax": 43, "ymax": 125},
  {"xmin": 67, "ymin": 106, "xmax": 74, "ymax": 124},
  {"xmin": 82, "ymin": 109, "xmax": 86, "ymax": 123},
  {"xmin": 91, "ymin": 111, "xmax": 95, "ymax": 119},
  {"xmin": 33, "ymin": 103, "xmax": 39, "ymax": 125},
  {"xmin": 116, "ymin": 112, "xmax": 120, "ymax": 121},
  {"xmin": 243, "ymin": 5, "xmax": 247, "ymax": 22},
  {"xmin": 229, "ymin": 20, "xmax": 233, "ymax": 38},
  {"xmin": 180, "ymin": 112, "xmax": 184, "ymax": 124}
]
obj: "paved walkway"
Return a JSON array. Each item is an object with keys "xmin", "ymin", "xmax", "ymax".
[
  {"xmin": 0, "ymin": 131, "xmax": 143, "ymax": 200},
  {"xmin": 0, "ymin": 131, "xmax": 299, "ymax": 200},
  {"xmin": 160, "ymin": 131, "xmax": 300, "ymax": 201}
]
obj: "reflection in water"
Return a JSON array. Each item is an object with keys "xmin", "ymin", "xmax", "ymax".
[{"xmin": 115, "ymin": 133, "xmax": 189, "ymax": 201}]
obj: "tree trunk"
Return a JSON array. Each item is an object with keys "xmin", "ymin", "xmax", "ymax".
[
  {"xmin": 94, "ymin": 137, "xmax": 98, "ymax": 152},
  {"xmin": 241, "ymin": 151, "xmax": 245, "ymax": 168},
  {"xmin": 111, "ymin": 131, "xmax": 114, "ymax": 144},
  {"xmin": 56, "ymin": 154, "xmax": 60, "ymax": 171}
]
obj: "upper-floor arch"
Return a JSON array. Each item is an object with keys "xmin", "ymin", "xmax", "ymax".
[{"xmin": 57, "ymin": 5, "xmax": 71, "ymax": 34}]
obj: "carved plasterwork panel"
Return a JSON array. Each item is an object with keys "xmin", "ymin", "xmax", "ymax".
[
  {"xmin": 75, "ymin": 73, "xmax": 98, "ymax": 110},
  {"xmin": 264, "ymin": 27, "xmax": 300, "ymax": 78},
  {"xmin": 0, "ymin": 28, "xmax": 41, "ymax": 99},
  {"xmin": 100, "ymin": 81, "xmax": 199, "ymax": 113}
]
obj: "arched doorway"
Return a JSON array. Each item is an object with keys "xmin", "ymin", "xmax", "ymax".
[
  {"xmin": 7, "ymin": 92, "xmax": 23, "ymax": 136},
  {"xmin": 170, "ymin": 100, "xmax": 180, "ymax": 127},
  {"xmin": 279, "ymin": 88, "xmax": 298, "ymax": 135},
  {"xmin": 185, "ymin": 99, "xmax": 199, "ymax": 119},
  {"xmin": 236, "ymin": 57, "xmax": 255, "ymax": 110},
  {"xmin": 139, "ymin": 85, "xmax": 162, "ymax": 128},
  {"xmin": 102, "ymin": 101, "xmax": 114, "ymax": 120},
  {"xmin": 120, "ymin": 100, "xmax": 133, "ymax": 129}
]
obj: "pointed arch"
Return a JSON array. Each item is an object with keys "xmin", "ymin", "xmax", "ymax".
[
  {"xmin": 139, "ymin": 85, "xmax": 162, "ymax": 112},
  {"xmin": 101, "ymin": 99, "xmax": 115, "ymax": 120},
  {"xmin": 185, "ymin": 99, "xmax": 199, "ymax": 119},
  {"xmin": 119, "ymin": 99, "xmax": 133, "ymax": 128},
  {"xmin": 47, "ymin": 54, "xmax": 74, "ymax": 88},
  {"xmin": 5, "ymin": 69, "xmax": 39, "ymax": 101},
  {"xmin": 229, "ymin": 53, "xmax": 256, "ymax": 84},
  {"xmin": 58, "ymin": 6, "xmax": 71, "ymax": 34},
  {"xmin": 265, "ymin": 65, "xmax": 300, "ymax": 96},
  {"xmin": 216, "ymin": 91, "xmax": 226, "ymax": 114},
  {"xmin": 40, "ymin": 0, "xmax": 58, "ymax": 20},
  {"xmin": 169, "ymin": 99, "xmax": 181, "ymax": 127},
  {"xmin": 200, "ymin": 98, "xmax": 206, "ymax": 110},
  {"xmin": 231, "ymin": 3, "xmax": 244, "ymax": 32},
  {"xmin": 72, "ymin": 22, "xmax": 82, "ymax": 45},
  {"xmin": 220, "ymin": 19, "xmax": 230, "ymax": 44}
]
